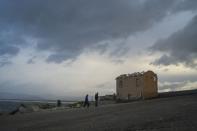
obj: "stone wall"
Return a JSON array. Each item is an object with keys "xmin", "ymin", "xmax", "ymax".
[
  {"xmin": 116, "ymin": 71, "xmax": 158, "ymax": 100},
  {"xmin": 142, "ymin": 71, "xmax": 158, "ymax": 99}
]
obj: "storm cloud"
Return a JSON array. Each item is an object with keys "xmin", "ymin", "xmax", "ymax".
[
  {"xmin": 1, "ymin": 0, "xmax": 197, "ymax": 99},
  {"xmin": 150, "ymin": 15, "xmax": 197, "ymax": 69},
  {"xmin": 0, "ymin": 59, "xmax": 11, "ymax": 67},
  {"xmin": 159, "ymin": 81, "xmax": 197, "ymax": 92},
  {"xmin": 1, "ymin": 0, "xmax": 195, "ymax": 63}
]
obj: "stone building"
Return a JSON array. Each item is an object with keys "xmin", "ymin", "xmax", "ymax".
[{"xmin": 116, "ymin": 70, "xmax": 158, "ymax": 100}]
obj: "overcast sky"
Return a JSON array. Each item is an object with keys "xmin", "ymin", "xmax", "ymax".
[{"xmin": 0, "ymin": 0, "xmax": 197, "ymax": 99}]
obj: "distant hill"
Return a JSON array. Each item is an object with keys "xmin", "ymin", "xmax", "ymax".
[
  {"xmin": 0, "ymin": 92, "xmax": 84, "ymax": 101},
  {"xmin": 0, "ymin": 92, "xmax": 44, "ymax": 100},
  {"xmin": 159, "ymin": 89, "xmax": 197, "ymax": 98}
]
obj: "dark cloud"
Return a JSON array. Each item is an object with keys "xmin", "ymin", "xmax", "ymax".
[
  {"xmin": 150, "ymin": 15, "xmax": 197, "ymax": 68},
  {"xmin": 159, "ymin": 74, "xmax": 197, "ymax": 83},
  {"xmin": 173, "ymin": 0, "xmax": 197, "ymax": 12},
  {"xmin": 0, "ymin": 45, "xmax": 19, "ymax": 56},
  {"xmin": 159, "ymin": 81, "xmax": 197, "ymax": 92},
  {"xmin": 159, "ymin": 81, "xmax": 187, "ymax": 91},
  {"xmin": 0, "ymin": 27, "xmax": 28, "ymax": 66},
  {"xmin": 0, "ymin": 31, "xmax": 24, "ymax": 57},
  {"xmin": 0, "ymin": 0, "xmax": 196, "ymax": 63},
  {"xmin": 0, "ymin": 59, "xmax": 11, "ymax": 67},
  {"xmin": 46, "ymin": 52, "xmax": 77, "ymax": 63},
  {"xmin": 27, "ymin": 56, "xmax": 36, "ymax": 64}
]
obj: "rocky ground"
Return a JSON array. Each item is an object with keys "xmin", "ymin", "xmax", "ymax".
[{"xmin": 0, "ymin": 93, "xmax": 197, "ymax": 131}]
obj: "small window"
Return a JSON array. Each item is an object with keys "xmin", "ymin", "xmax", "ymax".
[
  {"xmin": 119, "ymin": 80, "xmax": 123, "ymax": 88},
  {"xmin": 136, "ymin": 78, "xmax": 139, "ymax": 87}
]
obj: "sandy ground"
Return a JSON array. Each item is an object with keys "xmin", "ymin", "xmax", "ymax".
[{"xmin": 0, "ymin": 93, "xmax": 197, "ymax": 131}]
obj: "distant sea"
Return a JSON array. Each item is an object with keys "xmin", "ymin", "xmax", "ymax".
[{"xmin": 0, "ymin": 100, "xmax": 76, "ymax": 113}]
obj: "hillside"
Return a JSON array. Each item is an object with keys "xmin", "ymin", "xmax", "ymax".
[{"xmin": 0, "ymin": 92, "xmax": 197, "ymax": 131}]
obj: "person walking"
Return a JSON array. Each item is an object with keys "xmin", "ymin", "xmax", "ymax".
[
  {"xmin": 95, "ymin": 92, "xmax": 99, "ymax": 107},
  {"xmin": 84, "ymin": 94, "xmax": 89, "ymax": 108}
]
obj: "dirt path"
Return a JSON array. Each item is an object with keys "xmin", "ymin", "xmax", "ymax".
[{"xmin": 0, "ymin": 94, "xmax": 197, "ymax": 131}]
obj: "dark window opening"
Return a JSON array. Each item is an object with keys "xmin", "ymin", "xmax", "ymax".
[
  {"xmin": 119, "ymin": 80, "xmax": 123, "ymax": 88},
  {"xmin": 136, "ymin": 78, "xmax": 139, "ymax": 87}
]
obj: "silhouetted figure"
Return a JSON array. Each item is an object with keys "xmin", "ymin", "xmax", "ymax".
[
  {"xmin": 95, "ymin": 92, "xmax": 99, "ymax": 107},
  {"xmin": 128, "ymin": 94, "xmax": 131, "ymax": 100},
  {"xmin": 84, "ymin": 94, "xmax": 89, "ymax": 108},
  {"xmin": 113, "ymin": 93, "xmax": 116, "ymax": 100},
  {"xmin": 57, "ymin": 100, "xmax": 62, "ymax": 107}
]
